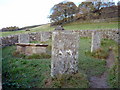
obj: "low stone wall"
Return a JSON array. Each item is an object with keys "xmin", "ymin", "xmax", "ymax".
[
  {"xmin": 0, "ymin": 31, "xmax": 52, "ymax": 47},
  {"xmin": 29, "ymin": 31, "xmax": 52, "ymax": 42},
  {"xmin": 72, "ymin": 29, "xmax": 119, "ymax": 42},
  {"xmin": 0, "ymin": 29, "xmax": 119, "ymax": 47},
  {"xmin": 0, "ymin": 35, "xmax": 18, "ymax": 47},
  {"xmin": 29, "ymin": 32, "xmax": 41, "ymax": 42}
]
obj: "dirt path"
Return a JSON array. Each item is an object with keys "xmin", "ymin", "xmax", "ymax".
[{"xmin": 89, "ymin": 51, "xmax": 115, "ymax": 88}]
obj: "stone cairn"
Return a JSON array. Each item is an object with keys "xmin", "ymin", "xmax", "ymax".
[
  {"xmin": 18, "ymin": 34, "xmax": 29, "ymax": 43},
  {"xmin": 54, "ymin": 25, "xmax": 64, "ymax": 31},
  {"xmin": 51, "ymin": 31, "xmax": 79, "ymax": 77},
  {"xmin": 91, "ymin": 31, "xmax": 101, "ymax": 52}
]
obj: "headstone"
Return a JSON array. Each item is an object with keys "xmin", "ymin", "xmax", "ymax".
[
  {"xmin": 54, "ymin": 25, "xmax": 64, "ymax": 30},
  {"xmin": 91, "ymin": 31, "xmax": 101, "ymax": 52},
  {"xmin": 18, "ymin": 34, "xmax": 29, "ymax": 43},
  {"xmin": 0, "ymin": 38, "xmax": 2, "ymax": 48},
  {"xmin": 51, "ymin": 31, "xmax": 79, "ymax": 77},
  {"xmin": 0, "ymin": 74, "xmax": 2, "ymax": 90}
]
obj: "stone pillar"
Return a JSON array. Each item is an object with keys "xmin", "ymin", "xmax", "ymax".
[
  {"xmin": 18, "ymin": 34, "xmax": 29, "ymax": 43},
  {"xmin": 51, "ymin": 31, "xmax": 79, "ymax": 77},
  {"xmin": 91, "ymin": 31, "xmax": 101, "ymax": 52},
  {"xmin": 0, "ymin": 74, "xmax": 2, "ymax": 90},
  {"xmin": 0, "ymin": 52, "xmax": 1, "ymax": 89},
  {"xmin": 0, "ymin": 38, "xmax": 2, "ymax": 48}
]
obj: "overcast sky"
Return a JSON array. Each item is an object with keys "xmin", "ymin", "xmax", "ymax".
[{"xmin": 0, "ymin": 0, "xmax": 119, "ymax": 29}]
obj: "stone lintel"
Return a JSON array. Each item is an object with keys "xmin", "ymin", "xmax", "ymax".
[{"xmin": 15, "ymin": 43, "xmax": 48, "ymax": 47}]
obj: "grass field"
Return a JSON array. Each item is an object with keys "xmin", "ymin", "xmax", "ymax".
[
  {"xmin": 2, "ymin": 38, "xmax": 118, "ymax": 88},
  {"xmin": 1, "ymin": 20, "xmax": 118, "ymax": 37}
]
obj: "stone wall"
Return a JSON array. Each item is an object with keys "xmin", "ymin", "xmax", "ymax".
[
  {"xmin": 0, "ymin": 31, "xmax": 52, "ymax": 47},
  {"xmin": 29, "ymin": 31, "xmax": 52, "ymax": 42},
  {"xmin": 29, "ymin": 32, "xmax": 41, "ymax": 42},
  {"xmin": 0, "ymin": 29, "xmax": 119, "ymax": 47},
  {"xmin": 51, "ymin": 31, "xmax": 79, "ymax": 77},
  {"xmin": 0, "ymin": 35, "xmax": 18, "ymax": 47},
  {"xmin": 74, "ymin": 29, "xmax": 119, "ymax": 43}
]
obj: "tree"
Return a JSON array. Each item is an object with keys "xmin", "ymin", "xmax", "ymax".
[
  {"xmin": 78, "ymin": 0, "xmax": 115, "ymax": 17},
  {"xmin": 83, "ymin": 0, "xmax": 115, "ymax": 11},
  {"xmin": 49, "ymin": 1, "xmax": 78, "ymax": 25},
  {"xmin": 117, "ymin": 1, "xmax": 120, "ymax": 6},
  {"xmin": 78, "ymin": 2, "xmax": 95, "ymax": 14}
]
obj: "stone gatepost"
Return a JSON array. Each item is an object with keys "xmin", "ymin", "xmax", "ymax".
[
  {"xmin": 18, "ymin": 34, "xmax": 29, "ymax": 43},
  {"xmin": 51, "ymin": 31, "xmax": 79, "ymax": 77},
  {"xmin": 91, "ymin": 31, "xmax": 101, "ymax": 52}
]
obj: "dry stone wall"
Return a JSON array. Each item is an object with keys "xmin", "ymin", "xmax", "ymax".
[
  {"xmin": 51, "ymin": 31, "xmax": 79, "ymax": 77},
  {"xmin": 0, "ymin": 29, "xmax": 119, "ymax": 47},
  {"xmin": 29, "ymin": 31, "xmax": 52, "ymax": 42},
  {"xmin": 29, "ymin": 32, "xmax": 41, "ymax": 42},
  {"xmin": 74, "ymin": 29, "xmax": 119, "ymax": 43},
  {"xmin": 0, "ymin": 31, "xmax": 52, "ymax": 47},
  {"xmin": 0, "ymin": 35, "xmax": 18, "ymax": 47}
]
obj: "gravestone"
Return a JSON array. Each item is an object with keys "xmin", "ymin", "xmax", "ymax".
[
  {"xmin": 0, "ymin": 74, "xmax": 1, "ymax": 90},
  {"xmin": 51, "ymin": 31, "xmax": 79, "ymax": 77},
  {"xmin": 0, "ymin": 38, "xmax": 2, "ymax": 48},
  {"xmin": 91, "ymin": 31, "xmax": 101, "ymax": 52},
  {"xmin": 18, "ymin": 34, "xmax": 29, "ymax": 43}
]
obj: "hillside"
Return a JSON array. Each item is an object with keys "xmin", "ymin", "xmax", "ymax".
[{"xmin": 1, "ymin": 18, "xmax": 118, "ymax": 37}]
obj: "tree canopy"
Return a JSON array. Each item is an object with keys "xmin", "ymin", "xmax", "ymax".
[
  {"xmin": 49, "ymin": 0, "xmax": 117, "ymax": 25},
  {"xmin": 49, "ymin": 1, "xmax": 78, "ymax": 24}
]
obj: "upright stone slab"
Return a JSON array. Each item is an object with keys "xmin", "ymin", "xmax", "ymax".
[
  {"xmin": 51, "ymin": 31, "xmax": 79, "ymax": 77},
  {"xmin": 0, "ymin": 74, "xmax": 2, "ymax": 90},
  {"xmin": 18, "ymin": 34, "xmax": 29, "ymax": 43},
  {"xmin": 0, "ymin": 38, "xmax": 2, "ymax": 48},
  {"xmin": 41, "ymin": 32, "xmax": 51, "ymax": 42},
  {"xmin": 91, "ymin": 31, "xmax": 101, "ymax": 52}
]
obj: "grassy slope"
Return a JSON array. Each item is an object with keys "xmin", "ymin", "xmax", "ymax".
[
  {"xmin": 1, "ymin": 21, "xmax": 118, "ymax": 37},
  {"xmin": 63, "ymin": 21, "xmax": 118, "ymax": 30},
  {"xmin": 2, "ymin": 38, "xmax": 116, "ymax": 88},
  {"xmin": 1, "ymin": 24, "xmax": 54, "ymax": 37}
]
